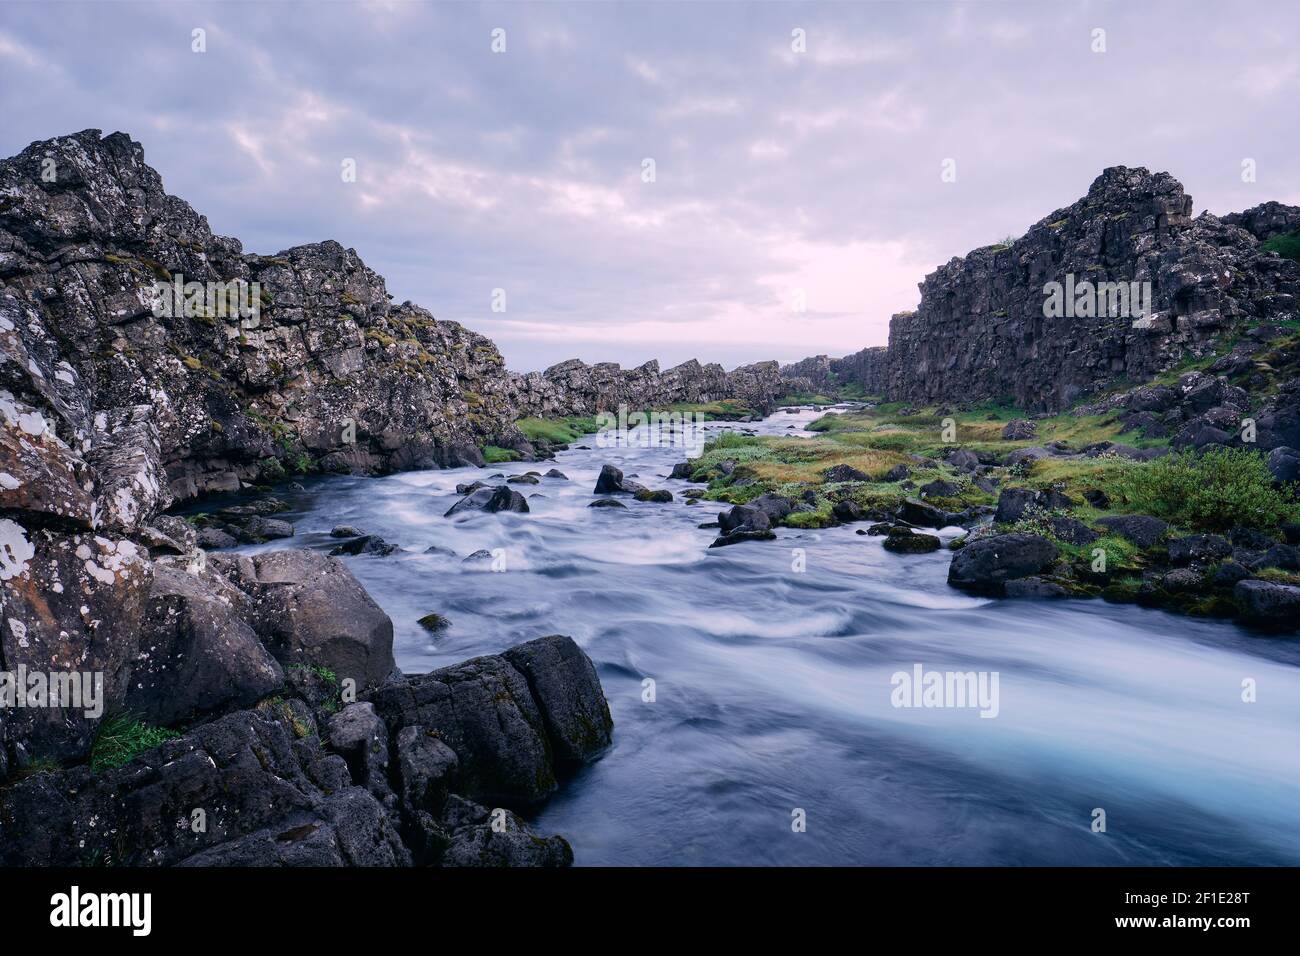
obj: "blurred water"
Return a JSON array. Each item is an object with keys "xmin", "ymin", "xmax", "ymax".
[{"xmin": 228, "ymin": 407, "xmax": 1300, "ymax": 866}]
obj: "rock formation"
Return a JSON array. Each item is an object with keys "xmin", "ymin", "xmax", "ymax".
[{"xmin": 784, "ymin": 167, "xmax": 1300, "ymax": 411}]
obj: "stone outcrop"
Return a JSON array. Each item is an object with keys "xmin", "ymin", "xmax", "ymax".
[
  {"xmin": 783, "ymin": 168, "xmax": 1300, "ymax": 411},
  {"xmin": 511, "ymin": 356, "xmax": 793, "ymax": 420},
  {"xmin": 0, "ymin": 633, "xmax": 612, "ymax": 867},
  {"xmin": 0, "ymin": 129, "xmax": 794, "ymax": 508}
]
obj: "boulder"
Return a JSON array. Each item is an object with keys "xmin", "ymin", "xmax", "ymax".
[
  {"xmin": 441, "ymin": 807, "xmax": 573, "ymax": 868},
  {"xmin": 0, "ymin": 526, "xmax": 150, "ymax": 763},
  {"xmin": 1235, "ymin": 579, "xmax": 1300, "ymax": 630},
  {"xmin": 125, "ymin": 561, "xmax": 283, "ymax": 727},
  {"xmin": 444, "ymin": 485, "xmax": 530, "ymax": 517},
  {"xmin": 593, "ymin": 464, "xmax": 647, "ymax": 496},
  {"xmin": 1094, "ymin": 515, "xmax": 1170, "ymax": 548},
  {"xmin": 1001, "ymin": 419, "xmax": 1037, "ymax": 440},
  {"xmin": 215, "ymin": 549, "xmax": 396, "ymax": 693},
  {"xmin": 882, "ymin": 529, "xmax": 942, "ymax": 553},
  {"xmin": 947, "ymin": 533, "xmax": 1059, "ymax": 595},
  {"xmin": 0, "ymin": 704, "xmax": 408, "ymax": 866},
  {"xmin": 1166, "ymin": 534, "xmax": 1232, "ymax": 565},
  {"xmin": 501, "ymin": 634, "xmax": 613, "ymax": 765}
]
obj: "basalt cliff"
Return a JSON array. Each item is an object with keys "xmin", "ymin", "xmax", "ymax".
[
  {"xmin": 0, "ymin": 129, "xmax": 792, "ymax": 507},
  {"xmin": 784, "ymin": 167, "xmax": 1300, "ymax": 411}
]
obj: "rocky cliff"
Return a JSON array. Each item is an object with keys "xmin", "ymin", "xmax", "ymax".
[
  {"xmin": 0, "ymin": 130, "xmax": 648, "ymax": 865},
  {"xmin": 784, "ymin": 167, "xmax": 1300, "ymax": 411},
  {"xmin": 0, "ymin": 130, "xmax": 794, "ymax": 506}
]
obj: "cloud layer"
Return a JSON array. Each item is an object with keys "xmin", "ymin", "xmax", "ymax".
[{"xmin": 2, "ymin": 0, "xmax": 1297, "ymax": 371}]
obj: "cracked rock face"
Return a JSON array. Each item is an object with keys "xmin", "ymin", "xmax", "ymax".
[{"xmin": 783, "ymin": 168, "xmax": 1300, "ymax": 411}]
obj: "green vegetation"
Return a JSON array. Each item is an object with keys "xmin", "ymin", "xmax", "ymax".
[
  {"xmin": 774, "ymin": 393, "xmax": 838, "ymax": 406},
  {"xmin": 1262, "ymin": 228, "xmax": 1300, "ymax": 264},
  {"xmin": 1110, "ymin": 447, "xmax": 1298, "ymax": 531},
  {"xmin": 516, "ymin": 415, "xmax": 602, "ymax": 444},
  {"xmin": 90, "ymin": 716, "xmax": 180, "ymax": 773},
  {"xmin": 418, "ymin": 612, "xmax": 451, "ymax": 632},
  {"xmin": 482, "ymin": 444, "xmax": 520, "ymax": 463}
]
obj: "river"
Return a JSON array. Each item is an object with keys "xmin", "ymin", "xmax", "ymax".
[{"xmin": 230, "ymin": 406, "xmax": 1300, "ymax": 865}]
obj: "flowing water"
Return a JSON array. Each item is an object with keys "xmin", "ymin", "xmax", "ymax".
[{"xmin": 226, "ymin": 407, "xmax": 1300, "ymax": 866}]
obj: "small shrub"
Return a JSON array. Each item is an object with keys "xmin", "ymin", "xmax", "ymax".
[{"xmin": 1111, "ymin": 447, "xmax": 1297, "ymax": 531}]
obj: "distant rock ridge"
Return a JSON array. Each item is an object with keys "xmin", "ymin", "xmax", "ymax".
[
  {"xmin": 0, "ymin": 129, "xmax": 792, "ymax": 504},
  {"xmin": 783, "ymin": 166, "xmax": 1300, "ymax": 411}
]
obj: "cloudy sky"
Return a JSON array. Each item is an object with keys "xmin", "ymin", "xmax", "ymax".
[{"xmin": 2, "ymin": 1, "xmax": 1297, "ymax": 372}]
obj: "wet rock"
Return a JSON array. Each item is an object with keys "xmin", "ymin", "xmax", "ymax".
[
  {"xmin": 441, "ymin": 807, "xmax": 573, "ymax": 868},
  {"xmin": 507, "ymin": 474, "xmax": 539, "ymax": 485},
  {"xmin": 745, "ymin": 493, "xmax": 794, "ymax": 524},
  {"xmin": 592, "ymin": 464, "xmax": 646, "ymax": 496},
  {"xmin": 947, "ymin": 533, "xmax": 1059, "ymax": 596},
  {"xmin": 709, "ymin": 529, "xmax": 777, "ymax": 548},
  {"xmin": 718, "ymin": 503, "xmax": 771, "ymax": 535},
  {"xmin": 240, "ymin": 515, "xmax": 295, "ymax": 541},
  {"xmin": 501, "ymin": 634, "xmax": 613, "ymax": 765},
  {"xmin": 544, "ymin": 469, "xmax": 568, "ymax": 480},
  {"xmin": 669, "ymin": 462, "xmax": 694, "ymax": 479},
  {"xmin": 589, "ymin": 498, "xmax": 627, "ymax": 509},
  {"xmin": 331, "ymin": 525, "xmax": 366, "ymax": 538},
  {"xmin": 195, "ymin": 526, "xmax": 238, "ymax": 550},
  {"xmin": 444, "ymin": 485, "xmax": 529, "ymax": 517},
  {"xmin": 417, "ymin": 612, "xmax": 450, "ymax": 632},
  {"xmin": 634, "ymin": 488, "xmax": 673, "ymax": 503},
  {"xmin": 1235, "ymin": 579, "xmax": 1300, "ymax": 630},
  {"xmin": 369, "ymin": 645, "xmax": 565, "ymax": 808},
  {"xmin": 899, "ymin": 498, "xmax": 950, "ymax": 528},
  {"xmin": 1003, "ymin": 576, "xmax": 1069, "ymax": 599},
  {"xmin": 329, "ymin": 534, "xmax": 399, "ymax": 556},
  {"xmin": 882, "ymin": 529, "xmax": 942, "ymax": 553},
  {"xmin": 832, "ymin": 499, "xmax": 863, "ymax": 523},
  {"xmin": 455, "ymin": 480, "xmax": 490, "ymax": 495}
]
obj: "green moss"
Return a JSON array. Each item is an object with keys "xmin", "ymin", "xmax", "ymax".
[
  {"xmin": 418, "ymin": 612, "xmax": 451, "ymax": 632},
  {"xmin": 516, "ymin": 415, "xmax": 602, "ymax": 444},
  {"xmin": 483, "ymin": 445, "xmax": 520, "ymax": 463},
  {"xmin": 1262, "ymin": 228, "xmax": 1300, "ymax": 264}
]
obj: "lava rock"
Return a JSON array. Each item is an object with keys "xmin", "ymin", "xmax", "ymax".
[{"xmin": 947, "ymin": 533, "xmax": 1059, "ymax": 596}]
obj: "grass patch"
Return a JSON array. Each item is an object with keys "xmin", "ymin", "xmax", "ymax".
[
  {"xmin": 1262, "ymin": 228, "xmax": 1300, "ymax": 264},
  {"xmin": 91, "ymin": 716, "xmax": 180, "ymax": 773},
  {"xmin": 516, "ymin": 415, "xmax": 602, "ymax": 444},
  {"xmin": 482, "ymin": 445, "xmax": 520, "ymax": 463}
]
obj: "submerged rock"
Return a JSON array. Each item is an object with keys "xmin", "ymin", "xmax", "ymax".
[{"xmin": 444, "ymin": 485, "xmax": 530, "ymax": 517}]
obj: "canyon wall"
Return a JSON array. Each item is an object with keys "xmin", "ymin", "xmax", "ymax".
[
  {"xmin": 785, "ymin": 168, "xmax": 1300, "ymax": 412},
  {"xmin": 0, "ymin": 130, "xmax": 791, "ymax": 506}
]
